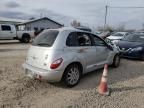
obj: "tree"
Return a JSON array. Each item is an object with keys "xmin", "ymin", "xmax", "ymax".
[
  {"xmin": 71, "ymin": 20, "xmax": 81, "ymax": 27},
  {"xmin": 97, "ymin": 25, "xmax": 114, "ymax": 32},
  {"xmin": 117, "ymin": 23, "xmax": 125, "ymax": 31},
  {"xmin": 29, "ymin": 17, "xmax": 35, "ymax": 20},
  {"xmin": 142, "ymin": 23, "xmax": 144, "ymax": 30}
]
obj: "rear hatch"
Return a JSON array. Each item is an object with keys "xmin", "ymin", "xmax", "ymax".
[
  {"xmin": 26, "ymin": 46, "xmax": 52, "ymax": 70},
  {"xmin": 26, "ymin": 30, "xmax": 59, "ymax": 70}
]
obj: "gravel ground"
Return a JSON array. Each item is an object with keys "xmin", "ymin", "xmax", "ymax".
[{"xmin": 0, "ymin": 40, "xmax": 144, "ymax": 108}]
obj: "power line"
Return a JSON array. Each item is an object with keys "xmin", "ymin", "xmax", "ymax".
[
  {"xmin": 108, "ymin": 6, "xmax": 144, "ymax": 9},
  {"xmin": 104, "ymin": 5, "xmax": 144, "ymax": 29}
]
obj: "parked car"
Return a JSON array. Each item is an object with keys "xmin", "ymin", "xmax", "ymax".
[
  {"xmin": 99, "ymin": 31, "xmax": 111, "ymax": 39},
  {"xmin": 95, "ymin": 31, "xmax": 102, "ymax": 36},
  {"xmin": 22, "ymin": 27, "xmax": 120, "ymax": 87},
  {"xmin": 105, "ymin": 38, "xmax": 121, "ymax": 52},
  {"xmin": 0, "ymin": 24, "xmax": 34, "ymax": 43},
  {"xmin": 134, "ymin": 31, "xmax": 144, "ymax": 35},
  {"xmin": 117, "ymin": 34, "xmax": 144, "ymax": 60},
  {"xmin": 107, "ymin": 32, "xmax": 130, "ymax": 44}
]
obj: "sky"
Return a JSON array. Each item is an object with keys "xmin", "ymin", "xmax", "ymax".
[{"xmin": 0, "ymin": 0, "xmax": 144, "ymax": 29}]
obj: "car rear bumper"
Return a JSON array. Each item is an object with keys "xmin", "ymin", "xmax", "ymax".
[{"xmin": 22, "ymin": 63, "xmax": 64, "ymax": 82}]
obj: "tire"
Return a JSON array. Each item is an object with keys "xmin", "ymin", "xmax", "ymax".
[
  {"xmin": 112, "ymin": 54, "xmax": 120, "ymax": 68},
  {"xmin": 22, "ymin": 34, "xmax": 30, "ymax": 43},
  {"xmin": 63, "ymin": 64, "xmax": 82, "ymax": 87}
]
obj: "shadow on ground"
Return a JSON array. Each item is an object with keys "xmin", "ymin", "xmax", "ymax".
[
  {"xmin": 51, "ymin": 59, "xmax": 144, "ymax": 91},
  {"xmin": 111, "ymin": 86, "xmax": 144, "ymax": 93},
  {"xmin": 0, "ymin": 49, "xmax": 27, "ymax": 52},
  {"xmin": 0, "ymin": 40, "xmax": 31, "ymax": 45}
]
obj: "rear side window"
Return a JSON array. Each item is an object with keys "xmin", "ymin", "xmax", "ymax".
[
  {"xmin": 66, "ymin": 32, "xmax": 79, "ymax": 46},
  {"xmin": 66, "ymin": 32, "xmax": 92, "ymax": 47},
  {"xmin": 32, "ymin": 30, "xmax": 59, "ymax": 47},
  {"xmin": 78, "ymin": 33, "xmax": 92, "ymax": 46},
  {"xmin": 1, "ymin": 25, "xmax": 11, "ymax": 31}
]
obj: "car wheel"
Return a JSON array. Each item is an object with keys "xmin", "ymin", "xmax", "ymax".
[
  {"xmin": 22, "ymin": 34, "xmax": 30, "ymax": 43},
  {"xmin": 112, "ymin": 54, "xmax": 120, "ymax": 67},
  {"xmin": 63, "ymin": 64, "xmax": 81, "ymax": 87}
]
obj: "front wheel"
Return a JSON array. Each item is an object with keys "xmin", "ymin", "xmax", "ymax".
[
  {"xmin": 112, "ymin": 54, "xmax": 120, "ymax": 67},
  {"xmin": 63, "ymin": 64, "xmax": 81, "ymax": 87}
]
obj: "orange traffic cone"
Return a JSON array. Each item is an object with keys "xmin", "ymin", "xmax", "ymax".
[{"xmin": 98, "ymin": 64, "xmax": 110, "ymax": 96}]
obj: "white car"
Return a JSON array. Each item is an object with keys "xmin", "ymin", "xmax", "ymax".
[
  {"xmin": 107, "ymin": 32, "xmax": 130, "ymax": 44},
  {"xmin": 0, "ymin": 24, "xmax": 34, "ymax": 43},
  {"xmin": 22, "ymin": 27, "xmax": 120, "ymax": 87}
]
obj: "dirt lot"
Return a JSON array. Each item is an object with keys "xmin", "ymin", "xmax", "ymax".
[{"xmin": 0, "ymin": 40, "xmax": 144, "ymax": 108}]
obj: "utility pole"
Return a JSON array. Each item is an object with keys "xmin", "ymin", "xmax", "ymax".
[
  {"xmin": 103, "ymin": 5, "xmax": 144, "ymax": 31},
  {"xmin": 104, "ymin": 5, "xmax": 108, "ymax": 31},
  {"xmin": 40, "ymin": 12, "xmax": 43, "ymax": 18}
]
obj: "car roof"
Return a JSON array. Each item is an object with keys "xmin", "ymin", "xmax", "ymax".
[{"xmin": 44, "ymin": 27, "xmax": 93, "ymax": 34}]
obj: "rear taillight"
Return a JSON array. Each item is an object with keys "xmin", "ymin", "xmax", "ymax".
[{"xmin": 50, "ymin": 58, "xmax": 63, "ymax": 69}]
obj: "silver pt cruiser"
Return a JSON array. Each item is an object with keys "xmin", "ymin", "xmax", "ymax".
[{"xmin": 22, "ymin": 27, "xmax": 120, "ymax": 87}]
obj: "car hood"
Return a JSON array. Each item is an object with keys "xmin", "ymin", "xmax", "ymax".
[
  {"xmin": 117, "ymin": 40, "xmax": 144, "ymax": 49},
  {"xmin": 107, "ymin": 36, "xmax": 123, "ymax": 40}
]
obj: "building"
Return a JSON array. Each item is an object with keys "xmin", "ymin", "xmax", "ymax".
[
  {"xmin": 17, "ymin": 17, "xmax": 64, "ymax": 31},
  {"xmin": 0, "ymin": 17, "xmax": 25, "ymax": 25}
]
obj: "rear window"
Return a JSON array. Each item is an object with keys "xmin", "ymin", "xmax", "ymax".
[{"xmin": 32, "ymin": 30, "xmax": 59, "ymax": 47}]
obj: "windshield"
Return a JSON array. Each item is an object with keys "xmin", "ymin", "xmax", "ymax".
[
  {"xmin": 112, "ymin": 32, "xmax": 124, "ymax": 37},
  {"xmin": 122, "ymin": 34, "xmax": 144, "ymax": 42},
  {"xmin": 32, "ymin": 30, "xmax": 59, "ymax": 47}
]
